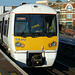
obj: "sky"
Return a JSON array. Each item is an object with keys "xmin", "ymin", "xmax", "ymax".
[{"xmin": 0, "ymin": 0, "xmax": 67, "ymax": 6}]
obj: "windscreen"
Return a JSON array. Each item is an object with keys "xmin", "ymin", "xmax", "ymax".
[{"xmin": 14, "ymin": 14, "xmax": 57, "ymax": 37}]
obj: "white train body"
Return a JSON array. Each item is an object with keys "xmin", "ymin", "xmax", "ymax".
[{"xmin": 0, "ymin": 4, "xmax": 59, "ymax": 67}]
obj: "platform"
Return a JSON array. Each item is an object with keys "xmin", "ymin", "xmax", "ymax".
[
  {"xmin": 0, "ymin": 50, "xmax": 28, "ymax": 75},
  {"xmin": 59, "ymin": 34, "xmax": 75, "ymax": 46},
  {"xmin": 59, "ymin": 33, "xmax": 75, "ymax": 40}
]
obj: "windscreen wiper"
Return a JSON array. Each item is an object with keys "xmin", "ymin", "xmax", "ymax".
[
  {"xmin": 31, "ymin": 33, "xmax": 38, "ymax": 38},
  {"xmin": 21, "ymin": 30, "xmax": 27, "ymax": 37},
  {"xmin": 21, "ymin": 31, "xmax": 24, "ymax": 36}
]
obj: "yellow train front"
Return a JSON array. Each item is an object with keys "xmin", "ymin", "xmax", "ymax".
[{"xmin": 1, "ymin": 4, "xmax": 59, "ymax": 67}]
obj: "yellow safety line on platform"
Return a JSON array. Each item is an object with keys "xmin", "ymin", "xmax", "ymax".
[
  {"xmin": 0, "ymin": 73, "xmax": 2, "ymax": 75},
  {"xmin": 10, "ymin": 73, "xmax": 17, "ymax": 75}
]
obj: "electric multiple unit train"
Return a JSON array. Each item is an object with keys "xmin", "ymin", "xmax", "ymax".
[{"xmin": 0, "ymin": 4, "xmax": 59, "ymax": 67}]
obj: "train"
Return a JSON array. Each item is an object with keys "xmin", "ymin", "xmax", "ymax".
[{"xmin": 0, "ymin": 4, "xmax": 59, "ymax": 67}]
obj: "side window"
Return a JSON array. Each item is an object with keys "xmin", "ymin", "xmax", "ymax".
[
  {"xmin": 6, "ymin": 18, "xmax": 9, "ymax": 37},
  {"xmin": 66, "ymin": 22, "xmax": 72, "ymax": 26},
  {"xmin": 1, "ymin": 17, "xmax": 4, "ymax": 35},
  {"xmin": 66, "ymin": 5, "xmax": 72, "ymax": 11},
  {"xmin": 0, "ymin": 21, "xmax": 2, "ymax": 33},
  {"xmin": 3, "ymin": 17, "xmax": 5, "ymax": 35},
  {"xmin": 3, "ymin": 17, "xmax": 9, "ymax": 37},
  {"xmin": 3, "ymin": 20, "xmax": 7, "ymax": 36},
  {"xmin": 66, "ymin": 14, "xmax": 72, "ymax": 19}
]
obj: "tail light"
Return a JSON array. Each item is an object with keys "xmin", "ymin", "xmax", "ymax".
[{"xmin": 21, "ymin": 44, "xmax": 25, "ymax": 48}]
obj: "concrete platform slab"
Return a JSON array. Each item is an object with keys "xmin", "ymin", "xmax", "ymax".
[{"xmin": 0, "ymin": 50, "xmax": 28, "ymax": 75}]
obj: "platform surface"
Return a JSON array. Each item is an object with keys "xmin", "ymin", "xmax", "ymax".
[{"xmin": 0, "ymin": 50, "xmax": 28, "ymax": 75}]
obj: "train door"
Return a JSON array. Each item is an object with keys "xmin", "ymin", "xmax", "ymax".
[
  {"xmin": 3, "ymin": 15, "xmax": 9, "ymax": 46},
  {"xmin": 0, "ymin": 17, "xmax": 4, "ymax": 43},
  {"xmin": 0, "ymin": 22, "xmax": 1, "ymax": 41}
]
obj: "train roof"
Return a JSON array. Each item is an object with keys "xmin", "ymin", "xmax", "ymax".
[
  {"xmin": 0, "ymin": 4, "xmax": 57, "ymax": 15},
  {"xmin": 11, "ymin": 4, "xmax": 57, "ymax": 14}
]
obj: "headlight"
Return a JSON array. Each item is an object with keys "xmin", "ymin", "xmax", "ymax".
[
  {"xmin": 52, "ymin": 42, "xmax": 56, "ymax": 46},
  {"xmin": 49, "ymin": 42, "xmax": 56, "ymax": 47},
  {"xmin": 16, "ymin": 42, "xmax": 25, "ymax": 48},
  {"xmin": 16, "ymin": 42, "xmax": 21, "ymax": 47}
]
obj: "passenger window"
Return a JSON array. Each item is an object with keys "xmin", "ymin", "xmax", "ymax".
[
  {"xmin": 3, "ymin": 20, "xmax": 7, "ymax": 36},
  {"xmin": 6, "ymin": 18, "xmax": 9, "ymax": 36},
  {"xmin": 3, "ymin": 18, "xmax": 9, "ymax": 37},
  {"xmin": 0, "ymin": 21, "xmax": 2, "ymax": 33}
]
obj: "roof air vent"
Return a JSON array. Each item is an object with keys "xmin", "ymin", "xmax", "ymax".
[
  {"xmin": 34, "ymin": 5, "xmax": 38, "ymax": 8},
  {"xmin": 21, "ymin": 2, "xmax": 26, "ymax": 5}
]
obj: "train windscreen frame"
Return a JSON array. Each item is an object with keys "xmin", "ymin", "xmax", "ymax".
[{"xmin": 14, "ymin": 14, "xmax": 57, "ymax": 37}]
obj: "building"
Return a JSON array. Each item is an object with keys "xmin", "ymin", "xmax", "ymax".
[
  {"xmin": 0, "ymin": 6, "xmax": 17, "ymax": 15},
  {"xmin": 0, "ymin": 6, "xmax": 4, "ymax": 15},
  {"xmin": 54, "ymin": 2, "xmax": 75, "ymax": 28},
  {"xmin": 36, "ymin": 1, "xmax": 75, "ymax": 28},
  {"xmin": 36, "ymin": 1, "xmax": 57, "ymax": 6},
  {"xmin": 68, "ymin": 0, "xmax": 75, "ymax": 2}
]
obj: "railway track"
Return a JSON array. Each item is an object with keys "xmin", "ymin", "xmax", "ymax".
[
  {"xmin": 54, "ymin": 60, "xmax": 75, "ymax": 75},
  {"xmin": 45, "ymin": 36, "xmax": 75, "ymax": 75},
  {"xmin": 45, "ymin": 59, "xmax": 75, "ymax": 75},
  {"xmin": 46, "ymin": 68, "xmax": 66, "ymax": 75},
  {"xmin": 59, "ymin": 36, "xmax": 75, "ymax": 59},
  {"xmin": 54, "ymin": 37, "xmax": 75, "ymax": 75},
  {"xmin": 59, "ymin": 36, "xmax": 75, "ymax": 46}
]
